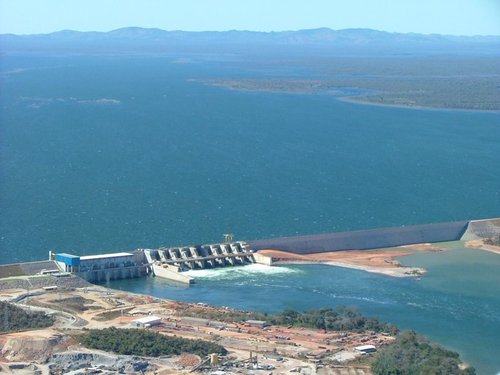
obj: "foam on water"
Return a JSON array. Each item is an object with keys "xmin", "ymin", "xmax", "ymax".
[{"xmin": 184, "ymin": 263, "xmax": 301, "ymax": 279}]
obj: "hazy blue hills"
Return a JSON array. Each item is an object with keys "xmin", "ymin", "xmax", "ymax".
[{"xmin": 2, "ymin": 27, "xmax": 499, "ymax": 55}]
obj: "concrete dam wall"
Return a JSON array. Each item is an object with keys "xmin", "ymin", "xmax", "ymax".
[
  {"xmin": 248, "ymin": 221, "xmax": 470, "ymax": 254},
  {"xmin": 6, "ymin": 218, "xmax": 496, "ymax": 286},
  {"xmin": 461, "ymin": 218, "xmax": 500, "ymax": 240}
]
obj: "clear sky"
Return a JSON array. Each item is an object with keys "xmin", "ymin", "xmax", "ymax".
[{"xmin": 1, "ymin": 0, "xmax": 499, "ymax": 36}]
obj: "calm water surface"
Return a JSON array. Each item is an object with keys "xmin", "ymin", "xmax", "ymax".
[
  {"xmin": 1, "ymin": 56, "xmax": 499, "ymax": 261},
  {"xmin": 1, "ymin": 56, "xmax": 499, "ymax": 373}
]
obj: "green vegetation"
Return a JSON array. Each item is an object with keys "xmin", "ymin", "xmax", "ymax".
[
  {"xmin": 177, "ymin": 304, "xmax": 397, "ymax": 334},
  {"xmin": 75, "ymin": 304, "xmax": 474, "ymax": 371},
  {"xmin": 0, "ymin": 301, "xmax": 54, "ymax": 332},
  {"xmin": 484, "ymin": 236, "xmax": 500, "ymax": 246},
  {"xmin": 206, "ymin": 76, "xmax": 500, "ymax": 111},
  {"xmin": 372, "ymin": 331, "xmax": 475, "ymax": 375},
  {"xmin": 78, "ymin": 327, "xmax": 227, "ymax": 357},
  {"xmin": 201, "ymin": 56, "xmax": 500, "ymax": 110},
  {"xmin": 174, "ymin": 303, "xmax": 267, "ymax": 323},
  {"xmin": 268, "ymin": 307, "xmax": 399, "ymax": 334},
  {"xmin": 176, "ymin": 305, "xmax": 475, "ymax": 371}
]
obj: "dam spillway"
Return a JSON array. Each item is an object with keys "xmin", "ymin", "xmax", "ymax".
[{"xmin": 144, "ymin": 242, "xmax": 255, "ymax": 284}]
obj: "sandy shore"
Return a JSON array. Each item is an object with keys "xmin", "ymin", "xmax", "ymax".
[
  {"xmin": 338, "ymin": 96, "xmax": 500, "ymax": 113},
  {"xmin": 257, "ymin": 244, "xmax": 446, "ymax": 277},
  {"xmin": 464, "ymin": 240, "xmax": 500, "ymax": 254}
]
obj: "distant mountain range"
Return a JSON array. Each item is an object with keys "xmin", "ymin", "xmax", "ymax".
[{"xmin": 2, "ymin": 27, "xmax": 499, "ymax": 55}]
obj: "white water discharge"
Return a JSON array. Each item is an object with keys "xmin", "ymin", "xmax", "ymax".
[{"xmin": 184, "ymin": 263, "xmax": 301, "ymax": 279}]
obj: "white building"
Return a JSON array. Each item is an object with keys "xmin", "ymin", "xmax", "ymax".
[
  {"xmin": 131, "ymin": 316, "xmax": 162, "ymax": 328},
  {"xmin": 355, "ymin": 344, "xmax": 377, "ymax": 353}
]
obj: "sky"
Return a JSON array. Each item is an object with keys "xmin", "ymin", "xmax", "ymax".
[{"xmin": 0, "ymin": 0, "xmax": 499, "ymax": 36}]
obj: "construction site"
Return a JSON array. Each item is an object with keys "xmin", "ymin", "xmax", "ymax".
[
  {"xmin": 0, "ymin": 218, "xmax": 499, "ymax": 374},
  {"xmin": 0, "ymin": 284, "xmax": 389, "ymax": 374}
]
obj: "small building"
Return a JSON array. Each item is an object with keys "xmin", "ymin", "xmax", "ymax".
[
  {"xmin": 131, "ymin": 316, "xmax": 162, "ymax": 328},
  {"xmin": 40, "ymin": 269, "xmax": 62, "ymax": 275},
  {"xmin": 55, "ymin": 253, "xmax": 81, "ymax": 272},
  {"xmin": 245, "ymin": 320, "xmax": 268, "ymax": 328},
  {"xmin": 354, "ymin": 344, "xmax": 377, "ymax": 353}
]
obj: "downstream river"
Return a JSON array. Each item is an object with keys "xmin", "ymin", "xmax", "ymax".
[{"xmin": 108, "ymin": 242, "xmax": 500, "ymax": 375}]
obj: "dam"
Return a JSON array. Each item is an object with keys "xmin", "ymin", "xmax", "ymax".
[
  {"xmin": 0, "ymin": 218, "xmax": 498, "ymax": 286},
  {"xmin": 248, "ymin": 220, "xmax": 472, "ymax": 254},
  {"xmin": 143, "ymin": 242, "xmax": 256, "ymax": 284}
]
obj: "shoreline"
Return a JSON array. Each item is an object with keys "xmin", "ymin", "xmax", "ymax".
[
  {"xmin": 338, "ymin": 96, "xmax": 500, "ymax": 114},
  {"xmin": 1, "ymin": 240, "xmax": 495, "ymax": 373},
  {"xmin": 272, "ymin": 259, "xmax": 426, "ymax": 277},
  {"xmin": 256, "ymin": 244, "xmax": 445, "ymax": 278},
  {"xmin": 0, "ymin": 282, "xmax": 396, "ymax": 374},
  {"xmin": 464, "ymin": 239, "xmax": 500, "ymax": 255},
  {"xmin": 193, "ymin": 79, "xmax": 500, "ymax": 113}
]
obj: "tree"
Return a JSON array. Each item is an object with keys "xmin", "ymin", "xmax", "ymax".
[{"xmin": 372, "ymin": 331, "xmax": 475, "ymax": 375}]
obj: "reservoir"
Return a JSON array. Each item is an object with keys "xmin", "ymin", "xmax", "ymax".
[
  {"xmin": 108, "ymin": 242, "xmax": 500, "ymax": 375},
  {"xmin": 1, "ymin": 55, "xmax": 500, "ymax": 263},
  {"xmin": 1, "ymin": 55, "xmax": 500, "ymax": 373}
]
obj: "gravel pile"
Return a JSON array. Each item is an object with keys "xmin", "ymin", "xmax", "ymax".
[
  {"xmin": 0, "ymin": 275, "xmax": 92, "ymax": 291},
  {"xmin": 47, "ymin": 351, "xmax": 154, "ymax": 374},
  {"xmin": 29, "ymin": 275, "xmax": 92, "ymax": 289},
  {"xmin": 0, "ymin": 278, "xmax": 30, "ymax": 290}
]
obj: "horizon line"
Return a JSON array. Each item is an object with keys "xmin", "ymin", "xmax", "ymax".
[{"xmin": 3, "ymin": 26, "xmax": 500, "ymax": 38}]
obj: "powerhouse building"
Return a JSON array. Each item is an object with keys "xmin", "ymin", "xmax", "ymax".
[{"xmin": 54, "ymin": 251, "xmax": 148, "ymax": 282}]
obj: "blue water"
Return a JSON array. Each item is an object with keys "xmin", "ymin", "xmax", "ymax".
[
  {"xmin": 1, "ymin": 55, "xmax": 500, "ymax": 373},
  {"xmin": 108, "ymin": 243, "xmax": 500, "ymax": 375},
  {"xmin": 1, "ymin": 55, "xmax": 499, "ymax": 261}
]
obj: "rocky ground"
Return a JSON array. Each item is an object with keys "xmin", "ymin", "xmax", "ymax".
[{"xmin": 0, "ymin": 284, "xmax": 384, "ymax": 374}]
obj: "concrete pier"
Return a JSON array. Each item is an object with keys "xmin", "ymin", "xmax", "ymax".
[{"xmin": 152, "ymin": 263, "xmax": 193, "ymax": 284}]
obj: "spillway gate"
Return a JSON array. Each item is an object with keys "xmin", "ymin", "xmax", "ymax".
[{"xmin": 144, "ymin": 241, "xmax": 255, "ymax": 272}]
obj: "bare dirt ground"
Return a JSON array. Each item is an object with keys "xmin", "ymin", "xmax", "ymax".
[
  {"xmin": 0, "ymin": 286, "xmax": 387, "ymax": 374},
  {"xmin": 464, "ymin": 239, "xmax": 500, "ymax": 254},
  {"xmin": 257, "ymin": 243, "xmax": 444, "ymax": 277}
]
